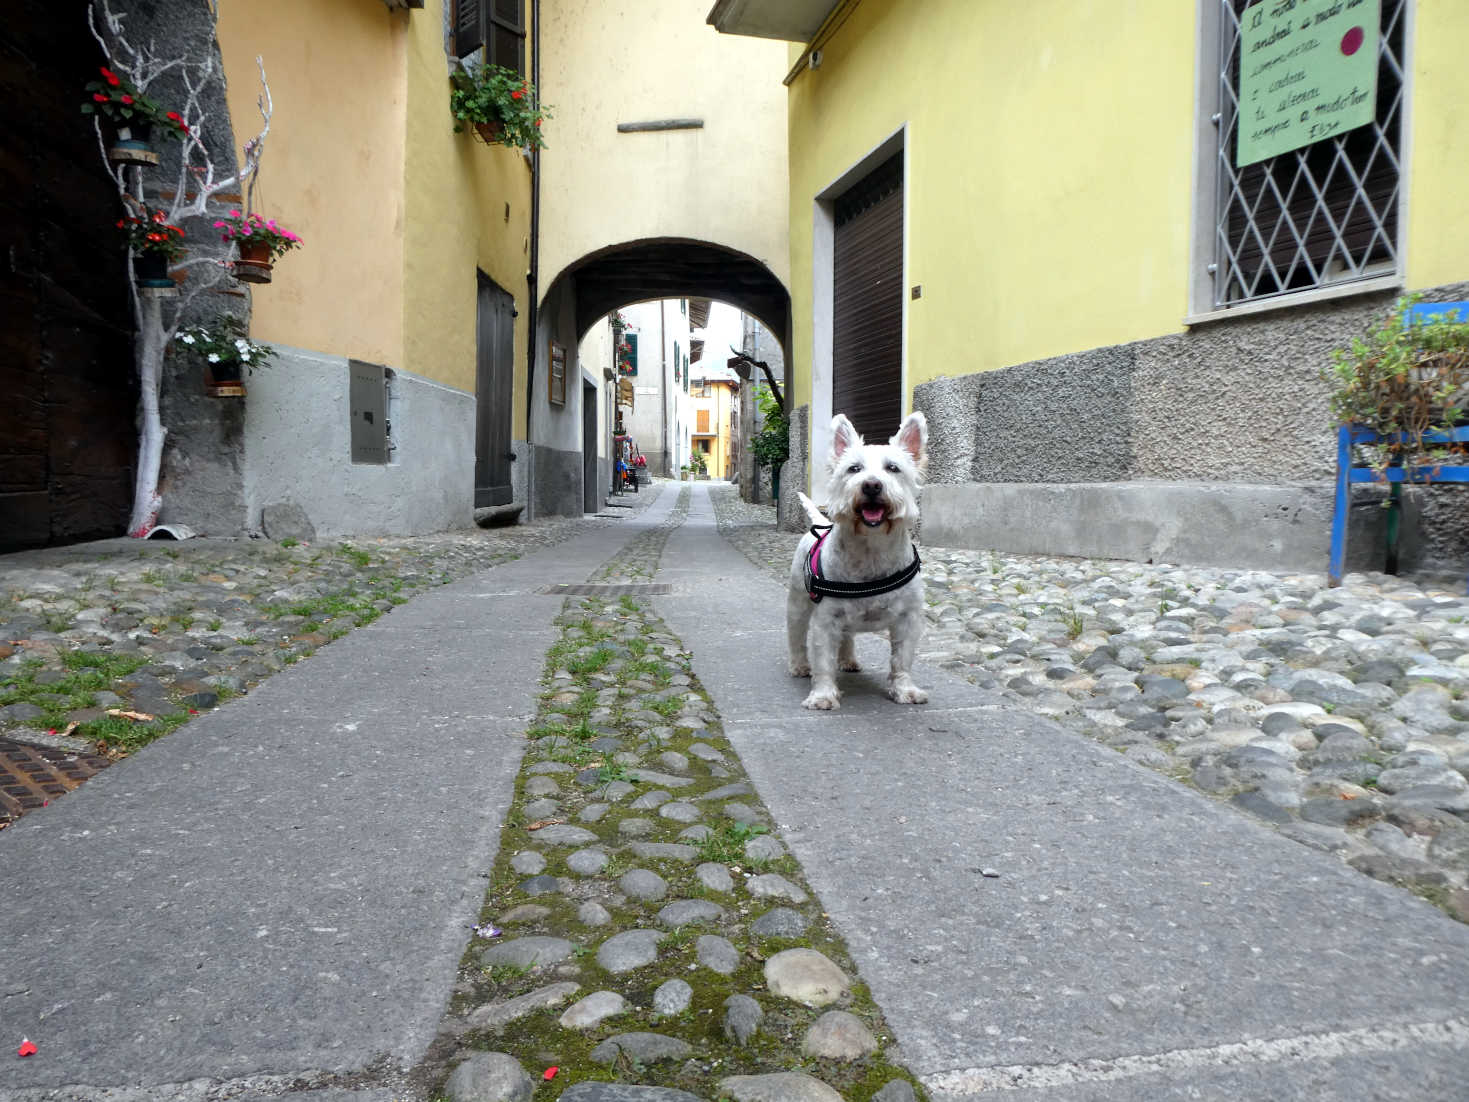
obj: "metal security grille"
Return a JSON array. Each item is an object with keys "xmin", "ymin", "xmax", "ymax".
[{"xmin": 1212, "ymin": 0, "xmax": 1404, "ymax": 307}]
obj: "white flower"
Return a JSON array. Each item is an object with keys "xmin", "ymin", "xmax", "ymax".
[
  {"xmin": 240, "ymin": 350, "xmax": 251, "ymax": 362},
  {"xmin": 207, "ymin": 353, "xmax": 220, "ymax": 363},
  {"xmin": 235, "ymin": 338, "xmax": 249, "ymax": 353},
  {"xmin": 179, "ymin": 333, "xmax": 195, "ymax": 344}
]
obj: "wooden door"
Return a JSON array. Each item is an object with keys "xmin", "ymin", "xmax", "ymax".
[{"xmin": 474, "ymin": 273, "xmax": 515, "ymax": 507}]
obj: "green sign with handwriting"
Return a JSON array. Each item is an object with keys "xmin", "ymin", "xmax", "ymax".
[{"xmin": 1237, "ymin": 0, "xmax": 1379, "ymax": 168}]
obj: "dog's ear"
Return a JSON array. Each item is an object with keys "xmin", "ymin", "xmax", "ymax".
[
  {"xmin": 892, "ymin": 411, "xmax": 928, "ymax": 471},
  {"xmin": 830, "ymin": 415, "xmax": 862, "ymax": 461}
]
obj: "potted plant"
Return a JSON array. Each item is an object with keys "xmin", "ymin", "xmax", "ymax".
[
  {"xmin": 118, "ymin": 202, "xmax": 186, "ymax": 292},
  {"xmin": 173, "ymin": 315, "xmax": 275, "ymax": 397},
  {"xmin": 449, "ymin": 62, "xmax": 552, "ymax": 150},
  {"xmin": 749, "ymin": 384, "xmax": 790, "ymax": 503},
  {"xmin": 214, "ymin": 209, "xmax": 303, "ymax": 284},
  {"xmin": 82, "ymin": 65, "xmax": 190, "ymax": 166},
  {"xmin": 1323, "ymin": 294, "xmax": 1469, "ymax": 477}
]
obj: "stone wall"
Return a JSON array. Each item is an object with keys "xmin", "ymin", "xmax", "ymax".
[
  {"xmin": 914, "ymin": 283, "xmax": 1469, "ymax": 575},
  {"xmin": 779, "ymin": 404, "xmax": 809, "ymax": 533},
  {"xmin": 242, "ymin": 348, "xmax": 474, "ymax": 538}
]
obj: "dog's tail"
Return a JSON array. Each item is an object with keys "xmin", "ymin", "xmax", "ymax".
[{"xmin": 795, "ymin": 492, "xmax": 829, "ymax": 528}]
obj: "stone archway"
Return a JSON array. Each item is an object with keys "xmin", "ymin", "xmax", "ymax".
[{"xmin": 564, "ymin": 239, "xmax": 788, "ymax": 349}]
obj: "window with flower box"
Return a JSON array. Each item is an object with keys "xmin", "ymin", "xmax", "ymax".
[{"xmin": 455, "ymin": 0, "xmax": 525, "ymax": 72}]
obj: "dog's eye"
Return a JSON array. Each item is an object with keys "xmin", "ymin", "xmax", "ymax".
[
  {"xmin": 884, "ymin": 461, "xmax": 901, "ymax": 473},
  {"xmin": 847, "ymin": 463, "xmax": 862, "ymax": 474}
]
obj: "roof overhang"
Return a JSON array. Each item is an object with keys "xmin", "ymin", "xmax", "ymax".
[{"xmin": 705, "ymin": 0, "xmax": 839, "ymax": 41}]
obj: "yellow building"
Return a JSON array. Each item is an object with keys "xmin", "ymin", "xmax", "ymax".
[
  {"xmin": 713, "ymin": 0, "xmax": 1469, "ymax": 572},
  {"xmin": 85, "ymin": 0, "xmax": 789, "ymax": 538},
  {"xmin": 205, "ymin": 0, "xmax": 534, "ymax": 536},
  {"xmin": 690, "ymin": 367, "xmax": 741, "ymax": 481}
]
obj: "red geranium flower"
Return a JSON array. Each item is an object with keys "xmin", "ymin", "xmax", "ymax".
[
  {"xmin": 120, "ymin": 94, "xmax": 133, "ymax": 105},
  {"xmin": 100, "ymin": 67, "xmax": 120, "ymax": 86},
  {"xmin": 511, "ymin": 89, "xmax": 523, "ymax": 100},
  {"xmin": 94, "ymin": 93, "xmax": 109, "ymax": 102}
]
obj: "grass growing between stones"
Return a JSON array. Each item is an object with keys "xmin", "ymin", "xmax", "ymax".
[
  {"xmin": 0, "ymin": 650, "xmax": 150, "ymax": 731},
  {"xmin": 422, "ymin": 492, "xmax": 926, "ymax": 1102}
]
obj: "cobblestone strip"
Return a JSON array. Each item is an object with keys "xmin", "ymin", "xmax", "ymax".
[
  {"xmin": 418, "ymin": 482, "xmax": 925, "ymax": 1102},
  {"xmin": 710, "ymin": 486, "xmax": 1469, "ymax": 923},
  {"xmin": 0, "ymin": 492, "xmax": 665, "ymax": 828}
]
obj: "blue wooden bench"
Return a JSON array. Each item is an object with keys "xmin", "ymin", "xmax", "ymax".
[{"xmin": 1328, "ymin": 301, "xmax": 1469, "ymax": 586}]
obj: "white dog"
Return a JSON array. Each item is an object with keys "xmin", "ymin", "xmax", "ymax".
[{"xmin": 786, "ymin": 411, "xmax": 929, "ymax": 710}]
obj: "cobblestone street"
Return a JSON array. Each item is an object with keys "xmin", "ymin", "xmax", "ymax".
[
  {"xmin": 712, "ymin": 486, "xmax": 1469, "ymax": 923},
  {"xmin": 3, "ymin": 481, "xmax": 1468, "ymax": 1102}
]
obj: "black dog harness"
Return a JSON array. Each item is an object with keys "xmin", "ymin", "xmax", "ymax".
[{"xmin": 803, "ymin": 524, "xmax": 922, "ymax": 603}]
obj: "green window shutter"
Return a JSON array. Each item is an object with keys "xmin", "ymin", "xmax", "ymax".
[{"xmin": 621, "ymin": 333, "xmax": 638, "ymax": 376}]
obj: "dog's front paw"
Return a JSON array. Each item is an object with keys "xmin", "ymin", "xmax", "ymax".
[
  {"xmin": 802, "ymin": 689, "xmax": 841, "ymax": 710},
  {"xmin": 838, "ymin": 657, "xmax": 862, "ymax": 672},
  {"xmin": 887, "ymin": 679, "xmax": 928, "ymax": 704},
  {"xmin": 788, "ymin": 661, "xmax": 811, "ymax": 678}
]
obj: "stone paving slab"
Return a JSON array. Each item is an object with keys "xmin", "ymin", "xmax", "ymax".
[
  {"xmin": 0, "ymin": 499, "xmax": 681, "ymax": 1095},
  {"xmin": 654, "ymin": 487, "xmax": 1469, "ymax": 1099}
]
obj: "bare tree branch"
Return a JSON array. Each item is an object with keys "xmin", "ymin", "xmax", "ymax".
[{"xmin": 88, "ymin": 0, "xmax": 275, "ymax": 535}]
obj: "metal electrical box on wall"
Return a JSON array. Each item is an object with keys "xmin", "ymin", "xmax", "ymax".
[{"xmin": 349, "ymin": 360, "xmax": 391, "ymax": 464}]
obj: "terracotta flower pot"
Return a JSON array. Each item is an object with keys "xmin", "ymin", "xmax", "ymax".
[
  {"xmin": 473, "ymin": 119, "xmax": 505, "ymax": 145},
  {"xmin": 107, "ymin": 120, "xmax": 159, "ymax": 167},
  {"xmin": 233, "ymin": 239, "xmax": 273, "ymax": 284}
]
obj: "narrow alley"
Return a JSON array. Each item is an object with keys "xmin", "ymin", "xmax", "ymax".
[{"xmin": 2, "ymin": 482, "xmax": 1467, "ymax": 1101}]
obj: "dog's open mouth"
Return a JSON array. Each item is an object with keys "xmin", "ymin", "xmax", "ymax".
[{"xmin": 859, "ymin": 503, "xmax": 888, "ymax": 527}]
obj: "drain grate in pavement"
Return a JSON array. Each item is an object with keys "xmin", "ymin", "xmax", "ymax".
[
  {"xmin": 0, "ymin": 738, "xmax": 113, "ymax": 828},
  {"xmin": 535, "ymin": 583, "xmax": 674, "ymax": 596}
]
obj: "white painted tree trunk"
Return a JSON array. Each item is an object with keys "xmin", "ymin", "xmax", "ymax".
[
  {"xmin": 91, "ymin": 0, "xmax": 273, "ymax": 537},
  {"xmin": 127, "ymin": 296, "xmax": 166, "ymax": 536}
]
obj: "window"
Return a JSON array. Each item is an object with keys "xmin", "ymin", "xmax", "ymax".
[
  {"xmin": 455, "ymin": 0, "xmax": 526, "ymax": 71},
  {"xmin": 548, "ymin": 339, "xmax": 565, "ymax": 405},
  {"xmin": 1197, "ymin": 0, "xmax": 1405, "ymax": 312},
  {"xmin": 696, "ymin": 409, "xmax": 711, "ymax": 434},
  {"xmin": 620, "ymin": 332, "xmax": 638, "ymax": 376}
]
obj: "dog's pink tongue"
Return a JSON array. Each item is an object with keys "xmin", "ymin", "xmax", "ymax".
[{"xmin": 862, "ymin": 505, "xmax": 886, "ymax": 524}]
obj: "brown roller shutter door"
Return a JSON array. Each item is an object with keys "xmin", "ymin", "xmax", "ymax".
[{"xmin": 832, "ymin": 152, "xmax": 903, "ymax": 443}]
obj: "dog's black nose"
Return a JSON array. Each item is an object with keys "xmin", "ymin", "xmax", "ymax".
[{"xmin": 861, "ymin": 478, "xmax": 883, "ymax": 499}]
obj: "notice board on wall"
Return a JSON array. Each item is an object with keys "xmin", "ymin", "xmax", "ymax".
[{"xmin": 1237, "ymin": 0, "xmax": 1379, "ymax": 168}]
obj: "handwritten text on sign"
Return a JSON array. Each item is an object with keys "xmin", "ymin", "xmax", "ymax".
[{"xmin": 1237, "ymin": 0, "xmax": 1379, "ymax": 168}]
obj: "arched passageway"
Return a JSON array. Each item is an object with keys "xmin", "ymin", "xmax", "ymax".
[
  {"xmin": 564, "ymin": 239, "xmax": 788, "ymax": 347},
  {"xmin": 520, "ymin": 238, "xmax": 788, "ymax": 519}
]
